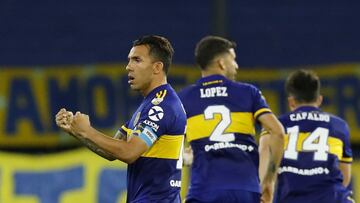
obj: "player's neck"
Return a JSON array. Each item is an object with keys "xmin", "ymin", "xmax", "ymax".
[
  {"xmin": 141, "ymin": 76, "xmax": 167, "ymax": 97},
  {"xmin": 201, "ymin": 66, "xmax": 225, "ymax": 78},
  {"xmin": 291, "ymin": 103, "xmax": 319, "ymax": 111}
]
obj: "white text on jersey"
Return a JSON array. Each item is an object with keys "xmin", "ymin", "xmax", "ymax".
[
  {"xmin": 144, "ymin": 120, "xmax": 159, "ymax": 132},
  {"xmin": 290, "ymin": 112, "xmax": 330, "ymax": 122},
  {"xmin": 200, "ymin": 87, "xmax": 228, "ymax": 98}
]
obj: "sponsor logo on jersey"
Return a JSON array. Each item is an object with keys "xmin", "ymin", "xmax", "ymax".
[
  {"xmin": 279, "ymin": 166, "xmax": 330, "ymax": 176},
  {"xmin": 148, "ymin": 106, "xmax": 164, "ymax": 121},
  {"xmin": 169, "ymin": 180, "xmax": 181, "ymax": 187},
  {"xmin": 143, "ymin": 120, "xmax": 159, "ymax": 132},
  {"xmin": 142, "ymin": 126, "xmax": 158, "ymax": 143},
  {"xmin": 204, "ymin": 142, "xmax": 254, "ymax": 152}
]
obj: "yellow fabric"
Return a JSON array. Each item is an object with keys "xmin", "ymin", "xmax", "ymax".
[
  {"xmin": 284, "ymin": 133, "xmax": 344, "ymax": 160},
  {"xmin": 186, "ymin": 112, "xmax": 255, "ymax": 142},
  {"xmin": 254, "ymin": 108, "xmax": 272, "ymax": 119},
  {"xmin": 141, "ymin": 135, "xmax": 183, "ymax": 159}
]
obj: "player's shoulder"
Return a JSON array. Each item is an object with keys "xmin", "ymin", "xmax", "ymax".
[
  {"xmin": 328, "ymin": 112, "xmax": 349, "ymax": 129},
  {"xmin": 151, "ymin": 86, "xmax": 179, "ymax": 106},
  {"xmin": 152, "ymin": 85, "xmax": 185, "ymax": 115},
  {"xmin": 177, "ymin": 84, "xmax": 197, "ymax": 98},
  {"xmin": 229, "ymin": 80, "xmax": 260, "ymax": 92}
]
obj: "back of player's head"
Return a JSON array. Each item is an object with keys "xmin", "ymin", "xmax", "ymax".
[
  {"xmin": 195, "ymin": 36, "xmax": 237, "ymax": 70},
  {"xmin": 285, "ymin": 69, "xmax": 320, "ymax": 103},
  {"xmin": 133, "ymin": 35, "xmax": 174, "ymax": 74}
]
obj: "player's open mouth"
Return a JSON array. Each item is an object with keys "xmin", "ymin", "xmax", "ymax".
[{"xmin": 128, "ymin": 75, "xmax": 135, "ymax": 84}]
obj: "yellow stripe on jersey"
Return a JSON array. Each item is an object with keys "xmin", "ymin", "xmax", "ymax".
[
  {"xmin": 341, "ymin": 157, "xmax": 353, "ymax": 163},
  {"xmin": 141, "ymin": 135, "xmax": 183, "ymax": 159},
  {"xmin": 186, "ymin": 112, "xmax": 255, "ymax": 142},
  {"xmin": 156, "ymin": 90, "xmax": 167, "ymax": 99},
  {"xmin": 254, "ymin": 108, "xmax": 272, "ymax": 119},
  {"xmin": 121, "ymin": 125, "xmax": 132, "ymax": 135},
  {"xmin": 284, "ymin": 133, "xmax": 345, "ymax": 160}
]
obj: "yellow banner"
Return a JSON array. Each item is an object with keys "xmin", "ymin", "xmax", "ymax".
[
  {"xmin": 0, "ymin": 148, "xmax": 127, "ymax": 203},
  {"xmin": 0, "ymin": 149, "xmax": 358, "ymax": 202},
  {"xmin": 0, "ymin": 148, "xmax": 191, "ymax": 203},
  {"xmin": 0, "ymin": 64, "xmax": 359, "ymax": 148}
]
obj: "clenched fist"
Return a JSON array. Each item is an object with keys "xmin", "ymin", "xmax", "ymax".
[{"xmin": 55, "ymin": 108, "xmax": 74, "ymax": 134}]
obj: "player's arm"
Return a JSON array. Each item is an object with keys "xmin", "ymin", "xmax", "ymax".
[
  {"xmin": 183, "ymin": 145, "xmax": 193, "ymax": 166},
  {"xmin": 258, "ymin": 113, "xmax": 285, "ymax": 203},
  {"xmin": 71, "ymin": 130, "xmax": 128, "ymax": 161},
  {"xmin": 56, "ymin": 109, "xmax": 148, "ymax": 163},
  {"xmin": 339, "ymin": 162, "xmax": 351, "ymax": 187},
  {"xmin": 338, "ymin": 121, "xmax": 353, "ymax": 187}
]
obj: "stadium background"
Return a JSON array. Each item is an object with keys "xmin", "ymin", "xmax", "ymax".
[{"xmin": 0, "ymin": 0, "xmax": 359, "ymax": 202}]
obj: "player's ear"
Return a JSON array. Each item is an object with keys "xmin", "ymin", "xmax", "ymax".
[
  {"xmin": 316, "ymin": 95, "xmax": 323, "ymax": 107},
  {"xmin": 153, "ymin": 61, "xmax": 164, "ymax": 74},
  {"xmin": 218, "ymin": 58, "xmax": 226, "ymax": 71}
]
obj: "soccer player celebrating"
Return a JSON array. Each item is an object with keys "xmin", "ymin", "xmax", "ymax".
[
  {"xmin": 178, "ymin": 36, "xmax": 284, "ymax": 203},
  {"xmin": 261, "ymin": 69, "xmax": 353, "ymax": 203},
  {"xmin": 55, "ymin": 35, "xmax": 186, "ymax": 203}
]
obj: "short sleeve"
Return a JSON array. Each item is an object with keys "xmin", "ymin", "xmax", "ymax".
[
  {"xmin": 251, "ymin": 86, "xmax": 272, "ymax": 120},
  {"xmin": 133, "ymin": 103, "xmax": 174, "ymax": 147},
  {"xmin": 339, "ymin": 122, "xmax": 353, "ymax": 163}
]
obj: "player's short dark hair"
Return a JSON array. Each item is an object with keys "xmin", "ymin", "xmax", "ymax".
[
  {"xmin": 195, "ymin": 36, "xmax": 237, "ymax": 70},
  {"xmin": 133, "ymin": 35, "xmax": 174, "ymax": 74},
  {"xmin": 285, "ymin": 69, "xmax": 320, "ymax": 103}
]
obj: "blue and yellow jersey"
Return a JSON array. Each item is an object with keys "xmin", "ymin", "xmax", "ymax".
[
  {"xmin": 177, "ymin": 74, "xmax": 272, "ymax": 197},
  {"xmin": 118, "ymin": 84, "xmax": 186, "ymax": 203},
  {"xmin": 275, "ymin": 106, "xmax": 353, "ymax": 203}
]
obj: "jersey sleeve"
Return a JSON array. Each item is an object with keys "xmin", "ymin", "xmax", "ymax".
[
  {"xmin": 113, "ymin": 121, "xmax": 130, "ymax": 141},
  {"xmin": 251, "ymin": 86, "xmax": 272, "ymax": 120},
  {"xmin": 339, "ymin": 122, "xmax": 353, "ymax": 163},
  {"xmin": 133, "ymin": 103, "xmax": 174, "ymax": 147}
]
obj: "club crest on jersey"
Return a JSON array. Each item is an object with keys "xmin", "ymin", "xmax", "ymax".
[
  {"xmin": 151, "ymin": 97, "xmax": 164, "ymax": 105},
  {"xmin": 148, "ymin": 106, "xmax": 164, "ymax": 121}
]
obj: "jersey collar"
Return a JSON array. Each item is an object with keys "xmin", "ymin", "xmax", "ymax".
[{"xmin": 294, "ymin": 106, "xmax": 321, "ymax": 112}]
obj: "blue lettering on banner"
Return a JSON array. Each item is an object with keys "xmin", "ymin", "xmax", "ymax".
[
  {"xmin": 49, "ymin": 77, "xmax": 80, "ymax": 131},
  {"xmin": 98, "ymin": 169, "xmax": 127, "ymax": 203},
  {"xmin": 1, "ymin": 67, "xmax": 360, "ymax": 147},
  {"xmin": 6, "ymin": 78, "xmax": 43, "ymax": 135},
  {"xmin": 14, "ymin": 166, "xmax": 83, "ymax": 203},
  {"xmin": 336, "ymin": 76, "xmax": 360, "ymax": 125},
  {"xmin": 85, "ymin": 76, "xmax": 116, "ymax": 128}
]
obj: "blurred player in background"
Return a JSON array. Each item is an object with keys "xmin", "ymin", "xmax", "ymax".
[
  {"xmin": 178, "ymin": 36, "xmax": 284, "ymax": 203},
  {"xmin": 55, "ymin": 35, "xmax": 186, "ymax": 203},
  {"xmin": 260, "ymin": 69, "xmax": 354, "ymax": 203}
]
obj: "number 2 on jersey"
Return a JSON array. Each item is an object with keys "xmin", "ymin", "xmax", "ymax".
[
  {"xmin": 204, "ymin": 105, "xmax": 235, "ymax": 142},
  {"xmin": 284, "ymin": 126, "xmax": 329, "ymax": 161}
]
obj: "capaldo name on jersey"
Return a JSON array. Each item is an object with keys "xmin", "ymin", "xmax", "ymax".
[
  {"xmin": 290, "ymin": 112, "xmax": 330, "ymax": 122},
  {"xmin": 170, "ymin": 180, "xmax": 181, "ymax": 187},
  {"xmin": 200, "ymin": 87, "xmax": 228, "ymax": 98},
  {"xmin": 144, "ymin": 120, "xmax": 159, "ymax": 131}
]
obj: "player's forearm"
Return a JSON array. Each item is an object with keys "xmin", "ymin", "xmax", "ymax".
[
  {"xmin": 259, "ymin": 130, "xmax": 284, "ymax": 185},
  {"xmin": 264, "ymin": 131, "xmax": 284, "ymax": 183},
  {"xmin": 75, "ymin": 127, "xmax": 135, "ymax": 163},
  {"xmin": 73, "ymin": 133, "xmax": 116, "ymax": 161},
  {"xmin": 339, "ymin": 162, "xmax": 351, "ymax": 187}
]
